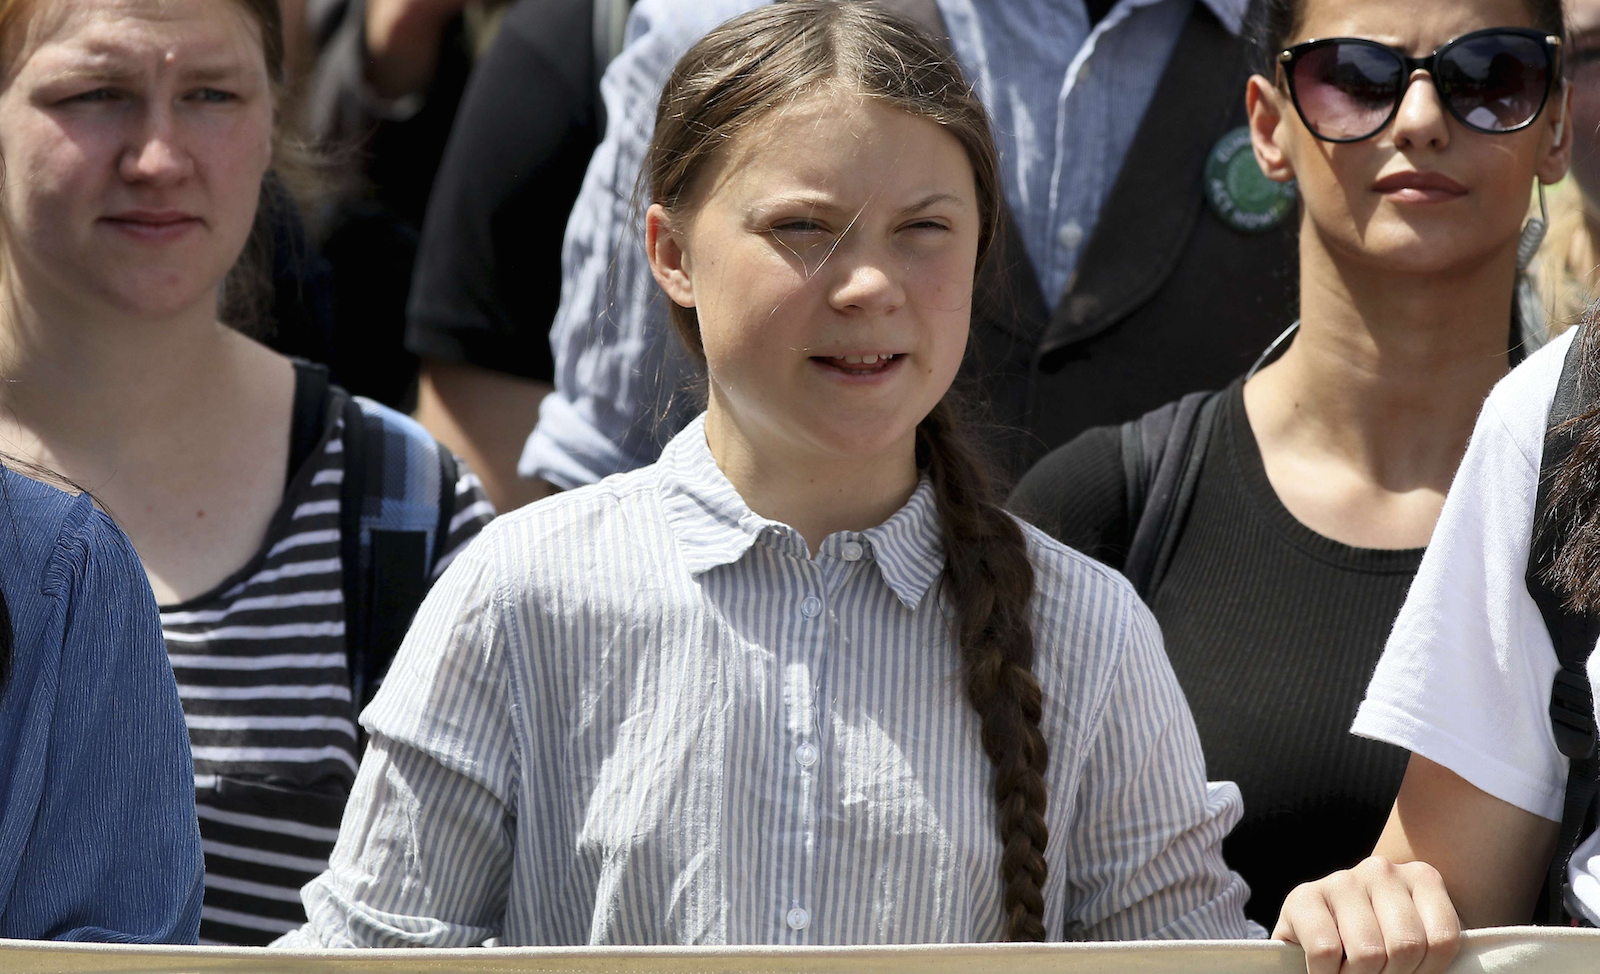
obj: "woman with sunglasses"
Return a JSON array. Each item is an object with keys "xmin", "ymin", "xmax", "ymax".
[{"xmin": 1009, "ymin": 0, "xmax": 1570, "ymax": 935}]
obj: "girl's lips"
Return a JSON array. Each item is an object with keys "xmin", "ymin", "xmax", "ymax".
[
  {"xmin": 99, "ymin": 214, "xmax": 204, "ymax": 241},
  {"xmin": 1372, "ymin": 171, "xmax": 1468, "ymax": 203},
  {"xmin": 810, "ymin": 352, "xmax": 906, "ymax": 382}
]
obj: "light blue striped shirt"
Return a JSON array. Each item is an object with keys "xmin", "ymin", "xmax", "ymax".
[
  {"xmin": 523, "ymin": 0, "xmax": 1249, "ymax": 489},
  {"xmin": 284, "ymin": 415, "xmax": 1254, "ymax": 947}
]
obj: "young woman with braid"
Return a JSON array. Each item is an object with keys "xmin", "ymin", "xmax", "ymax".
[{"xmin": 279, "ymin": 1, "xmax": 1253, "ymax": 947}]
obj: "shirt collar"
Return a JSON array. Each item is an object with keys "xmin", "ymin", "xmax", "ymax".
[
  {"xmin": 1100, "ymin": 0, "xmax": 1246, "ymax": 33},
  {"xmin": 1199, "ymin": 0, "xmax": 1248, "ymax": 35},
  {"xmin": 656, "ymin": 415, "xmax": 947, "ymax": 609}
]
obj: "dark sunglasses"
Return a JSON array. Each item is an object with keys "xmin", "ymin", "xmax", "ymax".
[{"xmin": 1278, "ymin": 27, "xmax": 1561, "ymax": 142}]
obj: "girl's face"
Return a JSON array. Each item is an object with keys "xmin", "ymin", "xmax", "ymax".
[
  {"xmin": 1247, "ymin": 0, "xmax": 1569, "ymax": 277},
  {"xmin": 649, "ymin": 92, "xmax": 979, "ymax": 470},
  {"xmin": 0, "ymin": 0, "xmax": 274, "ymax": 320}
]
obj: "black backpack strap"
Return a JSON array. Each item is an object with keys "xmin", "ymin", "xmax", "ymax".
[
  {"xmin": 433, "ymin": 448, "xmax": 461, "ymax": 574},
  {"xmin": 363, "ymin": 530, "xmax": 429, "ymax": 709},
  {"xmin": 1120, "ymin": 390, "xmax": 1220, "ymax": 596},
  {"xmin": 1526, "ymin": 332, "xmax": 1600, "ymax": 925},
  {"xmin": 288, "ymin": 362, "xmax": 331, "ymax": 485},
  {"xmin": 335, "ymin": 392, "xmax": 373, "ymax": 727},
  {"xmin": 361, "ymin": 447, "xmax": 456, "ymax": 692},
  {"xmin": 338, "ymin": 395, "xmax": 456, "ymax": 736}
]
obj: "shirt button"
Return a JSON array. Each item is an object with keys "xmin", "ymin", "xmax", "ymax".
[
  {"xmin": 795, "ymin": 742, "xmax": 819, "ymax": 767},
  {"xmin": 786, "ymin": 906, "xmax": 811, "ymax": 931},
  {"xmin": 841, "ymin": 541, "xmax": 864, "ymax": 562},
  {"xmin": 801, "ymin": 596, "xmax": 822, "ymax": 618},
  {"xmin": 1057, "ymin": 220, "xmax": 1085, "ymax": 249}
]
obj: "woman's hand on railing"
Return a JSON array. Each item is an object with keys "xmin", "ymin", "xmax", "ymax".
[{"xmin": 1273, "ymin": 855, "xmax": 1462, "ymax": 974}]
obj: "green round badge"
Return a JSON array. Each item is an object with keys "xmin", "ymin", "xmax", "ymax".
[{"xmin": 1205, "ymin": 126, "xmax": 1296, "ymax": 234}]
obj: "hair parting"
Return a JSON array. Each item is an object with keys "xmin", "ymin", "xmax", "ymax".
[{"xmin": 645, "ymin": 0, "xmax": 1046, "ymax": 939}]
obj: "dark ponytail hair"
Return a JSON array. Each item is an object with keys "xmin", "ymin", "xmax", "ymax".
[
  {"xmin": 646, "ymin": 0, "xmax": 1047, "ymax": 940},
  {"xmin": 1544, "ymin": 325, "xmax": 1600, "ymax": 609}
]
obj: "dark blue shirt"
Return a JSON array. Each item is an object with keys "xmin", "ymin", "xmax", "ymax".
[{"xmin": 0, "ymin": 467, "xmax": 202, "ymax": 942}]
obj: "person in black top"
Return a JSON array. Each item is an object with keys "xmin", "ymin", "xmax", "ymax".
[
  {"xmin": 300, "ymin": 0, "xmax": 482, "ymax": 406},
  {"xmin": 301, "ymin": 0, "xmax": 628, "ymax": 509},
  {"xmin": 1010, "ymin": 0, "xmax": 1572, "ymax": 928},
  {"xmin": 406, "ymin": 0, "xmax": 630, "ymax": 512}
]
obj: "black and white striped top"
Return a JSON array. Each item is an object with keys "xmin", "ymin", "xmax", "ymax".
[
  {"xmin": 285, "ymin": 414, "xmax": 1255, "ymax": 947},
  {"xmin": 163, "ymin": 406, "xmax": 492, "ymax": 945}
]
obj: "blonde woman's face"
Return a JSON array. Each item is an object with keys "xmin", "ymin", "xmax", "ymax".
[
  {"xmin": 651, "ymin": 92, "xmax": 979, "ymax": 469},
  {"xmin": 0, "ymin": 0, "xmax": 274, "ymax": 320}
]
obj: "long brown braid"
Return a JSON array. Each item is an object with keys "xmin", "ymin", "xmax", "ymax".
[
  {"xmin": 918, "ymin": 399, "xmax": 1049, "ymax": 939},
  {"xmin": 645, "ymin": 1, "xmax": 1048, "ymax": 940}
]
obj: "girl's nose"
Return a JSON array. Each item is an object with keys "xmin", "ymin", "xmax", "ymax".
[
  {"xmin": 828, "ymin": 253, "xmax": 907, "ymax": 317},
  {"xmin": 1391, "ymin": 70, "xmax": 1452, "ymax": 150},
  {"xmin": 119, "ymin": 111, "xmax": 195, "ymax": 185}
]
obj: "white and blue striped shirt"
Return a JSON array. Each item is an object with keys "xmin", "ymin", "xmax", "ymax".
[{"xmin": 284, "ymin": 415, "xmax": 1254, "ymax": 947}]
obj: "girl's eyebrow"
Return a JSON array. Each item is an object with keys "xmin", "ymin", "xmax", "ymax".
[
  {"xmin": 756, "ymin": 192, "xmax": 965, "ymax": 214},
  {"xmin": 899, "ymin": 192, "xmax": 964, "ymax": 214},
  {"xmin": 178, "ymin": 63, "xmax": 248, "ymax": 85},
  {"xmin": 39, "ymin": 48, "xmax": 249, "ymax": 87},
  {"xmin": 757, "ymin": 194, "xmax": 844, "ymax": 213}
]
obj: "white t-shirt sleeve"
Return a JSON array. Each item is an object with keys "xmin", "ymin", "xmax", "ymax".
[{"xmin": 1351, "ymin": 329, "xmax": 1577, "ymax": 822}]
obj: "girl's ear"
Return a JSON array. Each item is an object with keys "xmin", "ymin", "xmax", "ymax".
[
  {"xmin": 1538, "ymin": 81, "xmax": 1574, "ymax": 186},
  {"xmin": 647, "ymin": 203, "xmax": 696, "ymax": 309},
  {"xmin": 1247, "ymin": 74, "xmax": 1295, "ymax": 184}
]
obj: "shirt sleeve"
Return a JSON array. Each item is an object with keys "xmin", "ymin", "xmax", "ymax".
[
  {"xmin": 519, "ymin": 0, "xmax": 759, "ymax": 489},
  {"xmin": 1351, "ymin": 341, "xmax": 1570, "ymax": 821},
  {"xmin": 286, "ymin": 524, "xmax": 519, "ymax": 947},
  {"xmin": 403, "ymin": 1, "xmax": 596, "ymax": 382},
  {"xmin": 2, "ymin": 507, "xmax": 203, "ymax": 943},
  {"xmin": 1064, "ymin": 596, "xmax": 1257, "ymax": 941}
]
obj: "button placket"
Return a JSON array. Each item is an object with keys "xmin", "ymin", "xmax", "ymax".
[{"xmin": 779, "ymin": 566, "xmax": 828, "ymax": 944}]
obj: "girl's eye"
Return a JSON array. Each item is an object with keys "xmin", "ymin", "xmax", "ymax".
[
  {"xmin": 771, "ymin": 220, "xmax": 826, "ymax": 234},
  {"xmin": 905, "ymin": 219, "xmax": 949, "ymax": 232},
  {"xmin": 190, "ymin": 88, "xmax": 238, "ymax": 104},
  {"xmin": 63, "ymin": 88, "xmax": 120, "ymax": 105}
]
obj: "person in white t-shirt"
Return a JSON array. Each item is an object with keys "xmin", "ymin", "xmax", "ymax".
[{"xmin": 1274, "ymin": 326, "xmax": 1600, "ymax": 971}]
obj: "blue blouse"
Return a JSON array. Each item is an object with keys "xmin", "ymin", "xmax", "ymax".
[{"xmin": 0, "ymin": 467, "xmax": 202, "ymax": 942}]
